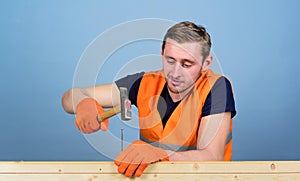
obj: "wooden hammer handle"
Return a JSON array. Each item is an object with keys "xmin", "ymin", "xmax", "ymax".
[{"xmin": 97, "ymin": 105, "xmax": 121, "ymax": 123}]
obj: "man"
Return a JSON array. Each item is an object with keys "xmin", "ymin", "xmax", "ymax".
[{"xmin": 62, "ymin": 21, "xmax": 236, "ymax": 177}]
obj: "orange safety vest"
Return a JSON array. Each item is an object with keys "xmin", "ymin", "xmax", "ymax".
[{"xmin": 137, "ymin": 69, "xmax": 232, "ymax": 161}]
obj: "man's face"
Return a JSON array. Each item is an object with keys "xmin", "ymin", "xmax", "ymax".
[{"xmin": 161, "ymin": 39, "xmax": 206, "ymax": 97}]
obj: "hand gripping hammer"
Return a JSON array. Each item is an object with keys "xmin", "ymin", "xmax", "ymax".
[{"xmin": 97, "ymin": 87, "xmax": 132, "ymax": 123}]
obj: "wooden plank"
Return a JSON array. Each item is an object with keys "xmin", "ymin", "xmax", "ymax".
[
  {"xmin": 0, "ymin": 174, "xmax": 300, "ymax": 181},
  {"xmin": 0, "ymin": 161, "xmax": 299, "ymax": 181},
  {"xmin": 1, "ymin": 161, "xmax": 300, "ymax": 173}
]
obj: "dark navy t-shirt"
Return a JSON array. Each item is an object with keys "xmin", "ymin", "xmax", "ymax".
[{"xmin": 115, "ymin": 72, "xmax": 236, "ymax": 127}]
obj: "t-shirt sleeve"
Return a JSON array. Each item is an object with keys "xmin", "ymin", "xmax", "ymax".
[
  {"xmin": 114, "ymin": 72, "xmax": 145, "ymax": 106},
  {"xmin": 202, "ymin": 76, "xmax": 236, "ymax": 118}
]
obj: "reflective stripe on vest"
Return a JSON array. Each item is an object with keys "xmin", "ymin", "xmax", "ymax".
[
  {"xmin": 226, "ymin": 131, "xmax": 232, "ymax": 145},
  {"xmin": 140, "ymin": 134, "xmax": 197, "ymax": 151}
]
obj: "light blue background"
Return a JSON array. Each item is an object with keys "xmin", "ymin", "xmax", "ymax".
[{"xmin": 1, "ymin": 0, "xmax": 299, "ymax": 161}]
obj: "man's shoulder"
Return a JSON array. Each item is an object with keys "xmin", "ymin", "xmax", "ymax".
[{"xmin": 143, "ymin": 70, "xmax": 164, "ymax": 76}]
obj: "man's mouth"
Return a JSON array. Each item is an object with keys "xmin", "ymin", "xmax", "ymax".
[{"xmin": 169, "ymin": 78, "xmax": 182, "ymax": 86}]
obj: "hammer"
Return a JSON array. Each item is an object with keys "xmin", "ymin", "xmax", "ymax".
[{"xmin": 97, "ymin": 87, "xmax": 132, "ymax": 123}]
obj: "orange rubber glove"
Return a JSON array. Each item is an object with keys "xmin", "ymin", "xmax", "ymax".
[
  {"xmin": 75, "ymin": 98, "xmax": 109, "ymax": 133},
  {"xmin": 114, "ymin": 140, "xmax": 169, "ymax": 177}
]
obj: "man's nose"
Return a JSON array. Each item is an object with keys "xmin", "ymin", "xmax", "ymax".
[{"xmin": 172, "ymin": 62, "xmax": 182, "ymax": 78}]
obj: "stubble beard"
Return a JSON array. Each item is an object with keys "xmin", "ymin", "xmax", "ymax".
[
  {"xmin": 166, "ymin": 74, "xmax": 194, "ymax": 100},
  {"xmin": 166, "ymin": 69, "xmax": 202, "ymax": 100}
]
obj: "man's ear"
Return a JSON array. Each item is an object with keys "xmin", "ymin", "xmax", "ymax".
[
  {"xmin": 160, "ymin": 50, "xmax": 164, "ymax": 64},
  {"xmin": 202, "ymin": 54, "xmax": 213, "ymax": 71}
]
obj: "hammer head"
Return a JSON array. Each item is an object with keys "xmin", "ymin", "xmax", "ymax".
[{"xmin": 119, "ymin": 87, "xmax": 132, "ymax": 120}]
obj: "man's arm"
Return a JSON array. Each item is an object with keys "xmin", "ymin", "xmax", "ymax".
[
  {"xmin": 62, "ymin": 83, "xmax": 120, "ymax": 114},
  {"xmin": 114, "ymin": 112, "xmax": 231, "ymax": 177},
  {"xmin": 61, "ymin": 83, "xmax": 120, "ymax": 133},
  {"xmin": 166, "ymin": 112, "xmax": 231, "ymax": 161}
]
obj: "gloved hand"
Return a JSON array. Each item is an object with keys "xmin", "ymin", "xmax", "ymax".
[
  {"xmin": 75, "ymin": 98, "xmax": 109, "ymax": 133},
  {"xmin": 114, "ymin": 140, "xmax": 169, "ymax": 177}
]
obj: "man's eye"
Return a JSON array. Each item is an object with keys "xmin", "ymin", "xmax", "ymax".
[
  {"xmin": 166, "ymin": 58, "xmax": 175, "ymax": 64},
  {"xmin": 182, "ymin": 63, "xmax": 192, "ymax": 68}
]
